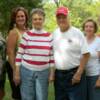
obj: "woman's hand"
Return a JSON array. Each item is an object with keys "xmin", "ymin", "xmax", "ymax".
[
  {"xmin": 49, "ymin": 68, "xmax": 55, "ymax": 82},
  {"xmin": 13, "ymin": 66, "xmax": 20, "ymax": 86},
  {"xmin": 49, "ymin": 72, "xmax": 55, "ymax": 82}
]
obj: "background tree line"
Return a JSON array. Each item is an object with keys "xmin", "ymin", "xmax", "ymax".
[
  {"xmin": 0, "ymin": 0, "xmax": 100, "ymax": 36},
  {"xmin": 0, "ymin": 0, "xmax": 43, "ymax": 36}
]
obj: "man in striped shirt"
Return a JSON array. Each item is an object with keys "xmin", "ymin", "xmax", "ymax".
[{"xmin": 14, "ymin": 8, "xmax": 54, "ymax": 100}]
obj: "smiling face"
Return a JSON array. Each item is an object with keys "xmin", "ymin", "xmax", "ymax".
[
  {"xmin": 32, "ymin": 13, "xmax": 44, "ymax": 30},
  {"xmin": 15, "ymin": 10, "xmax": 26, "ymax": 27},
  {"xmin": 56, "ymin": 14, "xmax": 70, "ymax": 32},
  {"xmin": 84, "ymin": 21, "xmax": 96, "ymax": 37}
]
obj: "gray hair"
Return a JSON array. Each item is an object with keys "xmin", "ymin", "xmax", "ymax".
[{"xmin": 31, "ymin": 8, "xmax": 45, "ymax": 18}]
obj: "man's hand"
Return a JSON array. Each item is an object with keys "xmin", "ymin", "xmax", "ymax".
[
  {"xmin": 95, "ymin": 78, "xmax": 100, "ymax": 88},
  {"xmin": 72, "ymin": 71, "xmax": 82, "ymax": 85}
]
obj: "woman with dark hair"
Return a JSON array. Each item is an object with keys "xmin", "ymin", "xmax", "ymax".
[
  {"xmin": 83, "ymin": 18, "xmax": 100, "ymax": 100},
  {"xmin": 6, "ymin": 7, "xmax": 28, "ymax": 100}
]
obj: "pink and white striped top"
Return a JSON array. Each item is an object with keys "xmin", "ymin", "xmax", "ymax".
[{"xmin": 15, "ymin": 29, "xmax": 54, "ymax": 71}]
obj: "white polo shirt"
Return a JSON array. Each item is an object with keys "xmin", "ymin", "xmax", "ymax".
[
  {"xmin": 86, "ymin": 37, "xmax": 100, "ymax": 76},
  {"xmin": 53, "ymin": 26, "xmax": 89, "ymax": 70}
]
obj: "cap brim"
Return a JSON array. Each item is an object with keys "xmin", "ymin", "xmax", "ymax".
[{"xmin": 56, "ymin": 12, "xmax": 68, "ymax": 16}]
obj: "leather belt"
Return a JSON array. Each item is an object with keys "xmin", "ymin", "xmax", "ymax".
[{"xmin": 56, "ymin": 66, "xmax": 79, "ymax": 73}]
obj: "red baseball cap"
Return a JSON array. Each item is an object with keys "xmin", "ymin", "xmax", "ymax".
[{"xmin": 56, "ymin": 6, "xmax": 69, "ymax": 16}]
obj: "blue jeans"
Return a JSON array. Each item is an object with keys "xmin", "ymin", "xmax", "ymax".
[
  {"xmin": 86, "ymin": 76, "xmax": 100, "ymax": 100},
  {"xmin": 54, "ymin": 68, "xmax": 87, "ymax": 100},
  {"xmin": 20, "ymin": 65, "xmax": 49, "ymax": 100}
]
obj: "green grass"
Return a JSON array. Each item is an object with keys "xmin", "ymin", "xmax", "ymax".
[
  {"xmin": 4, "ymin": 80, "xmax": 12, "ymax": 100},
  {"xmin": 48, "ymin": 83, "xmax": 55, "ymax": 100},
  {"xmin": 3, "ymin": 80, "xmax": 55, "ymax": 100}
]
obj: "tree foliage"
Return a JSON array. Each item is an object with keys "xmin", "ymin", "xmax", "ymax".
[
  {"xmin": 0, "ymin": 0, "xmax": 43, "ymax": 36},
  {"xmin": 43, "ymin": 0, "xmax": 100, "ymax": 33},
  {"xmin": 0, "ymin": 0, "xmax": 100, "ymax": 36}
]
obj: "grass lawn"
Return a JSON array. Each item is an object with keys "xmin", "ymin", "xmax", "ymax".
[{"xmin": 3, "ymin": 80, "xmax": 55, "ymax": 100}]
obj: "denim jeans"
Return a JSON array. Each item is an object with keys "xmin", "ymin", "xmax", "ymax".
[
  {"xmin": 86, "ymin": 76, "xmax": 100, "ymax": 100},
  {"xmin": 20, "ymin": 65, "xmax": 49, "ymax": 100},
  {"xmin": 54, "ymin": 68, "xmax": 87, "ymax": 100}
]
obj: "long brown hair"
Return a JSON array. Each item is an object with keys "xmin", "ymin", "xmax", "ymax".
[{"xmin": 8, "ymin": 7, "xmax": 28, "ymax": 31}]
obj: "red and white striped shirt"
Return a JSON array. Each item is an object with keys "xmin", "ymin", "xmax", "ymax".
[{"xmin": 15, "ymin": 29, "xmax": 54, "ymax": 71}]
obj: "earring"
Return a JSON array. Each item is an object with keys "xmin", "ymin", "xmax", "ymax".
[{"xmin": 14, "ymin": 23, "xmax": 16, "ymax": 28}]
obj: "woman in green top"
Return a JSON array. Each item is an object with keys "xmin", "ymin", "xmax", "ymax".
[{"xmin": 6, "ymin": 7, "xmax": 28, "ymax": 100}]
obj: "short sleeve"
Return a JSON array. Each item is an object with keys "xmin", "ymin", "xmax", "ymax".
[
  {"xmin": 96, "ymin": 37, "xmax": 100, "ymax": 51},
  {"xmin": 80, "ymin": 32, "xmax": 89, "ymax": 54}
]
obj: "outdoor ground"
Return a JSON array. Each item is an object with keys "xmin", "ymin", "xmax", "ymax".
[{"xmin": 4, "ymin": 80, "xmax": 55, "ymax": 100}]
